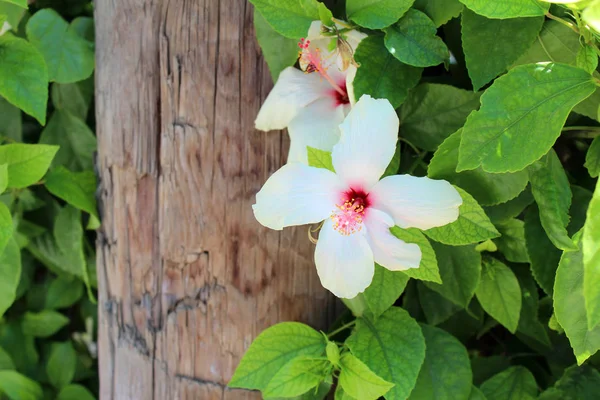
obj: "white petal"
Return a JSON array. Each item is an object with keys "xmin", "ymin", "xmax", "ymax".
[
  {"xmin": 343, "ymin": 29, "xmax": 367, "ymax": 51},
  {"xmin": 370, "ymin": 175, "xmax": 463, "ymax": 230},
  {"xmin": 345, "ymin": 65, "xmax": 358, "ymax": 106},
  {"xmin": 365, "ymin": 209, "xmax": 421, "ymax": 271},
  {"xmin": 332, "ymin": 95, "xmax": 399, "ymax": 190},
  {"xmin": 287, "ymin": 98, "xmax": 347, "ymax": 164},
  {"xmin": 253, "ymin": 163, "xmax": 344, "ymax": 230},
  {"xmin": 314, "ymin": 219, "xmax": 374, "ymax": 298},
  {"xmin": 255, "ymin": 67, "xmax": 331, "ymax": 131}
]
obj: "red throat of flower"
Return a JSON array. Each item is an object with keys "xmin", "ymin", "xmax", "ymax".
[
  {"xmin": 298, "ymin": 38, "xmax": 349, "ymax": 105},
  {"xmin": 331, "ymin": 189, "xmax": 370, "ymax": 235}
]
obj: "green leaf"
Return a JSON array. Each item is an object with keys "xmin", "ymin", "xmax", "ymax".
[
  {"xmin": 0, "ymin": 2, "xmax": 24, "ymax": 29},
  {"xmin": 363, "ymin": 264, "xmax": 409, "ymax": 319},
  {"xmin": 317, "ymin": 3, "xmax": 333, "ymax": 26},
  {"xmin": 475, "ymin": 258, "xmax": 522, "ymax": 333},
  {"xmin": 514, "ymin": 267, "xmax": 551, "ymax": 346},
  {"xmin": 462, "ymin": 9, "xmax": 543, "ymax": 90},
  {"xmin": 418, "ymin": 283, "xmax": 462, "ymax": 325},
  {"xmin": 0, "ymin": 164, "xmax": 8, "ymax": 195},
  {"xmin": 407, "ymin": 325, "xmax": 472, "ymax": 400},
  {"xmin": 44, "ymin": 167, "xmax": 98, "ymax": 219},
  {"xmin": 346, "ymin": 0, "xmax": 414, "ymax": 29},
  {"xmin": 424, "ymin": 187, "xmax": 500, "ymax": 245},
  {"xmin": 26, "ymin": 9, "xmax": 94, "ymax": 83},
  {"xmin": 0, "ymin": 96, "xmax": 21, "ymax": 142},
  {"xmin": 0, "ymin": 0, "xmax": 26, "ymax": 9},
  {"xmin": 249, "ymin": 0, "xmax": 318, "ymax": 39},
  {"xmin": 338, "ymin": 353, "xmax": 394, "ymax": 400},
  {"xmin": 577, "ymin": 44, "xmax": 598, "ymax": 74},
  {"xmin": 51, "ymin": 80, "xmax": 93, "ymax": 120},
  {"xmin": 306, "ymin": 147, "xmax": 334, "ymax": 172},
  {"xmin": 554, "ymin": 232, "xmax": 600, "ymax": 364},
  {"xmin": 528, "ymin": 150, "xmax": 576, "ymax": 251},
  {"xmin": 585, "ymin": 136, "xmax": 600, "ymax": 178},
  {"xmin": 39, "ymin": 110, "xmax": 96, "ymax": 171},
  {"xmin": 352, "ymin": 35, "xmax": 422, "ymax": 108},
  {"xmin": 524, "ymin": 205, "xmax": 561, "ymax": 296},
  {"xmin": 569, "ymin": 185, "xmax": 593, "ymax": 236},
  {"xmin": 0, "ymin": 201, "xmax": 12, "ymax": 253},
  {"xmin": 229, "ymin": 322, "xmax": 326, "ymax": 390},
  {"xmin": 0, "ymin": 346, "xmax": 15, "ymax": 370},
  {"xmin": 53, "ymin": 206, "xmax": 91, "ymax": 296},
  {"xmin": 346, "ymin": 307, "xmax": 426, "ymax": 400},
  {"xmin": 26, "ymin": 233, "xmax": 68, "ymax": 276},
  {"xmin": 0, "ymin": 237, "xmax": 20, "ymax": 318},
  {"xmin": 0, "ymin": 144, "xmax": 58, "ymax": 188},
  {"xmin": 334, "ymin": 385, "xmax": 355, "ymax": 400},
  {"xmin": 390, "ymin": 227, "xmax": 441, "ymax": 283},
  {"xmin": 513, "ymin": 20, "xmax": 600, "ymax": 120},
  {"xmin": 263, "ymin": 356, "xmax": 331, "ymax": 398},
  {"xmin": 0, "ymin": 35, "xmax": 48, "ymax": 124},
  {"xmin": 44, "ymin": 277, "xmax": 83, "ymax": 310},
  {"xmin": 539, "ymin": 365, "xmax": 600, "ymax": 400},
  {"xmin": 21, "ymin": 310, "xmax": 69, "ymax": 337},
  {"xmin": 384, "ymin": 9, "xmax": 448, "ymax": 67},
  {"xmin": 494, "ymin": 219, "xmax": 529, "ymax": 263},
  {"xmin": 400, "ymin": 85, "xmax": 481, "ymax": 152},
  {"xmin": 0, "ymin": 370, "xmax": 43, "ymax": 400},
  {"xmin": 457, "ymin": 63, "xmax": 596, "ymax": 173},
  {"xmin": 480, "ymin": 366, "xmax": 537, "ymax": 400},
  {"xmin": 69, "ymin": 16, "xmax": 94, "ymax": 42},
  {"xmin": 326, "ymin": 342, "xmax": 340, "ymax": 367},
  {"xmin": 413, "ymin": 0, "xmax": 463, "ymax": 27},
  {"xmin": 483, "ymin": 188, "xmax": 534, "ymax": 223},
  {"xmin": 254, "ymin": 10, "xmax": 299, "ymax": 81},
  {"xmin": 469, "ymin": 386, "xmax": 487, "ymax": 400},
  {"xmin": 46, "ymin": 341, "xmax": 76, "ymax": 389},
  {"xmin": 458, "ymin": 0, "xmax": 549, "ymax": 18},
  {"xmin": 584, "ymin": 180, "xmax": 600, "ymax": 329},
  {"xmin": 429, "ymin": 130, "xmax": 529, "ymax": 206},
  {"xmin": 56, "ymin": 384, "xmax": 95, "ymax": 400},
  {"xmin": 424, "ymin": 242, "xmax": 481, "ymax": 308}
]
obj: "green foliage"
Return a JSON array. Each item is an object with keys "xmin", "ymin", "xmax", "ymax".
[
  {"xmin": 458, "ymin": 63, "xmax": 596, "ymax": 173},
  {"xmin": 475, "ymin": 258, "xmax": 522, "ymax": 333},
  {"xmin": 584, "ymin": 181, "xmax": 600, "ymax": 329},
  {"xmin": 462, "ymin": 9, "xmax": 544, "ymax": 90},
  {"xmin": 250, "ymin": 0, "xmax": 318, "ymax": 39},
  {"xmin": 346, "ymin": 0, "xmax": 414, "ymax": 29},
  {"xmin": 363, "ymin": 264, "xmax": 409, "ymax": 319},
  {"xmin": 391, "ymin": 227, "xmax": 441, "ymax": 283},
  {"xmin": 26, "ymin": 9, "xmax": 94, "ymax": 83},
  {"xmin": 346, "ymin": 307, "xmax": 426, "ymax": 400},
  {"xmin": 424, "ymin": 187, "xmax": 500, "ymax": 245},
  {"xmin": 458, "ymin": 0, "xmax": 549, "ymax": 18},
  {"xmin": 407, "ymin": 325, "xmax": 472, "ymax": 399},
  {"xmin": 384, "ymin": 9, "xmax": 448, "ymax": 67},
  {"xmin": 0, "ymin": 35, "xmax": 48, "ymax": 124},
  {"xmin": 480, "ymin": 366, "xmax": 538, "ymax": 400},
  {"xmin": 338, "ymin": 353, "xmax": 394, "ymax": 399},
  {"xmin": 0, "ymin": 2, "xmax": 98, "ymax": 397},
  {"xmin": 229, "ymin": 322, "xmax": 327, "ymax": 390},
  {"xmin": 253, "ymin": 10, "xmax": 299, "ymax": 81},
  {"xmin": 263, "ymin": 357, "xmax": 331, "ymax": 398},
  {"xmin": 352, "ymin": 35, "xmax": 422, "ymax": 108}
]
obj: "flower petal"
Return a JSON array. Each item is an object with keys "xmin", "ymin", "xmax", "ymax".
[
  {"xmin": 370, "ymin": 175, "xmax": 462, "ymax": 230},
  {"xmin": 315, "ymin": 219, "xmax": 374, "ymax": 298},
  {"xmin": 253, "ymin": 163, "xmax": 343, "ymax": 230},
  {"xmin": 255, "ymin": 67, "xmax": 332, "ymax": 131},
  {"xmin": 288, "ymin": 98, "xmax": 347, "ymax": 164},
  {"xmin": 365, "ymin": 209, "xmax": 421, "ymax": 271},
  {"xmin": 332, "ymin": 95, "xmax": 399, "ymax": 190}
]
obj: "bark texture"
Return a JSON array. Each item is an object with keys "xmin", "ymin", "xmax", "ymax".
[{"xmin": 95, "ymin": 1, "xmax": 337, "ymax": 398}]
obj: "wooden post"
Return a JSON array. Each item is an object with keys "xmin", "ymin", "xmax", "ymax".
[{"xmin": 95, "ymin": 1, "xmax": 337, "ymax": 398}]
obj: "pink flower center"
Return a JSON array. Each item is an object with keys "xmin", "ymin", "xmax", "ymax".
[
  {"xmin": 298, "ymin": 38, "xmax": 349, "ymax": 105},
  {"xmin": 331, "ymin": 189, "xmax": 370, "ymax": 235}
]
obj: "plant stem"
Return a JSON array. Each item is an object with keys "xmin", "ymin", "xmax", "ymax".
[
  {"xmin": 327, "ymin": 320, "xmax": 356, "ymax": 338},
  {"xmin": 545, "ymin": 12, "xmax": 579, "ymax": 34},
  {"xmin": 562, "ymin": 126, "xmax": 600, "ymax": 138}
]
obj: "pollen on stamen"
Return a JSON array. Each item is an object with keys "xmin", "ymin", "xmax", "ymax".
[{"xmin": 330, "ymin": 198, "xmax": 366, "ymax": 236}]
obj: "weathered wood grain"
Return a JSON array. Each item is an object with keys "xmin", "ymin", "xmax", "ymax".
[{"xmin": 95, "ymin": 1, "xmax": 338, "ymax": 398}]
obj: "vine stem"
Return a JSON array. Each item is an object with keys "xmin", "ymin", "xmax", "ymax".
[
  {"xmin": 562, "ymin": 126, "xmax": 600, "ymax": 138},
  {"xmin": 545, "ymin": 12, "xmax": 579, "ymax": 34},
  {"xmin": 327, "ymin": 320, "xmax": 356, "ymax": 338}
]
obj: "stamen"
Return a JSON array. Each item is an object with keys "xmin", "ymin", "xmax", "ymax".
[
  {"xmin": 298, "ymin": 38, "xmax": 347, "ymax": 98},
  {"xmin": 330, "ymin": 198, "xmax": 366, "ymax": 236}
]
